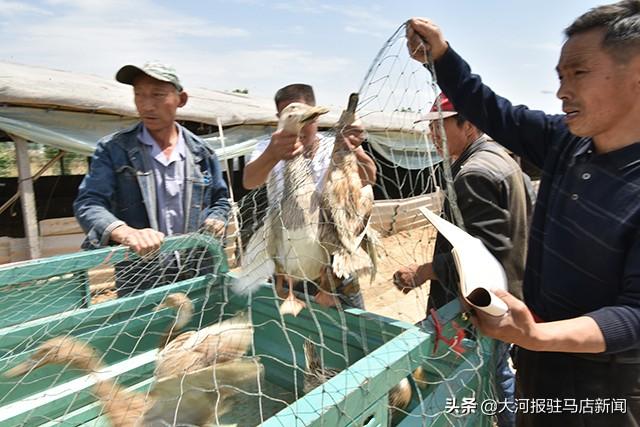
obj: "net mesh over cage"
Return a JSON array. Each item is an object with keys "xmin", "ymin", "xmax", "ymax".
[{"xmin": 0, "ymin": 23, "xmax": 502, "ymax": 427}]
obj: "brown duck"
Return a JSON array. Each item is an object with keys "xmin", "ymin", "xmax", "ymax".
[
  {"xmin": 317, "ymin": 93, "xmax": 378, "ymax": 305},
  {"xmin": 5, "ymin": 303, "xmax": 261, "ymax": 427}
]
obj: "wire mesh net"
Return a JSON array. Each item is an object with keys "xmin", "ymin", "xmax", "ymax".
[{"xmin": 0, "ymin": 23, "xmax": 503, "ymax": 426}]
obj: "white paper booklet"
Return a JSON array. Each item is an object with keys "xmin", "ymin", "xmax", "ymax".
[{"xmin": 418, "ymin": 207, "xmax": 508, "ymax": 317}]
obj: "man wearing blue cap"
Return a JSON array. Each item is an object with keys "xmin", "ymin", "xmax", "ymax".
[{"xmin": 74, "ymin": 62, "xmax": 230, "ymax": 296}]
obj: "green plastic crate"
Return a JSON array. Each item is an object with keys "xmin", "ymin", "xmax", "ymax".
[{"xmin": 0, "ymin": 234, "xmax": 497, "ymax": 426}]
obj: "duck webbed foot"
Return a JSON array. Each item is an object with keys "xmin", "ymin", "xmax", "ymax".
[{"xmin": 278, "ymin": 277, "xmax": 306, "ymax": 317}]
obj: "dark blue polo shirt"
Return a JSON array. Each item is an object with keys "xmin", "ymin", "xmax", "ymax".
[{"xmin": 434, "ymin": 47, "xmax": 640, "ymax": 354}]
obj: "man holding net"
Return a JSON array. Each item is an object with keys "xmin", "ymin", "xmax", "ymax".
[
  {"xmin": 74, "ymin": 62, "xmax": 230, "ymax": 297},
  {"xmin": 243, "ymin": 83, "xmax": 376, "ymax": 309},
  {"xmin": 405, "ymin": 1, "xmax": 640, "ymax": 425},
  {"xmin": 392, "ymin": 94, "xmax": 532, "ymax": 427}
]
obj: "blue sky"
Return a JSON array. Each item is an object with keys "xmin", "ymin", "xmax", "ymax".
[{"xmin": 0, "ymin": 0, "xmax": 605, "ymax": 113}]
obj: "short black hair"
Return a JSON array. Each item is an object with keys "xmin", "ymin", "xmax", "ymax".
[
  {"xmin": 565, "ymin": 0, "xmax": 640, "ymax": 62},
  {"xmin": 274, "ymin": 83, "xmax": 316, "ymax": 106},
  {"xmin": 451, "ymin": 113, "xmax": 482, "ymax": 138},
  {"xmin": 453, "ymin": 113, "xmax": 467, "ymax": 127}
]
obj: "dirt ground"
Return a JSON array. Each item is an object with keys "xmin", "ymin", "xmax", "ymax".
[{"xmin": 360, "ymin": 226, "xmax": 437, "ymax": 324}]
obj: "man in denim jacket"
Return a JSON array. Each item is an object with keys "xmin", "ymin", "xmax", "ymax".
[{"xmin": 74, "ymin": 62, "xmax": 230, "ymax": 296}]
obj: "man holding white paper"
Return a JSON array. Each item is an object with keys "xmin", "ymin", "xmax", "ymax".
[
  {"xmin": 404, "ymin": 1, "xmax": 640, "ymax": 425},
  {"xmin": 392, "ymin": 95, "xmax": 532, "ymax": 309},
  {"xmin": 392, "ymin": 94, "xmax": 532, "ymax": 427}
]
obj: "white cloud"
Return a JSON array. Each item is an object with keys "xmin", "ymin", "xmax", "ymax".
[
  {"xmin": 0, "ymin": 0, "xmax": 376, "ymax": 106},
  {"xmin": 2, "ymin": 0, "xmax": 248, "ymax": 51},
  {"xmin": 44, "ymin": 0, "xmax": 126, "ymax": 7},
  {"xmin": 273, "ymin": 0, "xmax": 323, "ymax": 15},
  {"xmin": 270, "ymin": 1, "xmax": 396, "ymax": 34},
  {"xmin": 176, "ymin": 48, "xmax": 354, "ymax": 97},
  {"xmin": 345, "ymin": 25, "xmax": 385, "ymax": 39},
  {"xmin": 289, "ymin": 25, "xmax": 305, "ymax": 35},
  {"xmin": 0, "ymin": 0, "xmax": 251, "ymax": 76},
  {"xmin": 320, "ymin": 4, "xmax": 397, "ymax": 32},
  {"xmin": 0, "ymin": 0, "xmax": 51, "ymax": 16},
  {"xmin": 219, "ymin": 0, "xmax": 265, "ymax": 5},
  {"xmin": 0, "ymin": 0, "xmax": 355, "ymax": 104}
]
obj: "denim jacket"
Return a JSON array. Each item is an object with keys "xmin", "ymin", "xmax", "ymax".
[{"xmin": 74, "ymin": 122, "xmax": 230, "ymax": 249}]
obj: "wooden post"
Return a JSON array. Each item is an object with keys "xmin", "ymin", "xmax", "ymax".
[{"xmin": 12, "ymin": 135, "xmax": 41, "ymax": 259}]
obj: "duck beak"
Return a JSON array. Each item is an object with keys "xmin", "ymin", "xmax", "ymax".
[
  {"xmin": 5, "ymin": 358, "xmax": 39, "ymax": 377},
  {"xmin": 300, "ymin": 106, "xmax": 330, "ymax": 124}
]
